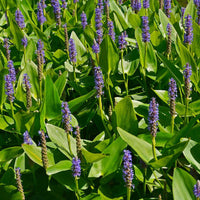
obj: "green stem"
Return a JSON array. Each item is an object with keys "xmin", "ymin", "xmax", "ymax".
[
  {"xmin": 75, "ymin": 176, "xmax": 80, "ymax": 200},
  {"xmin": 121, "ymin": 50, "xmax": 128, "ymax": 95},
  {"xmin": 152, "ymin": 136, "xmax": 157, "ymax": 161},
  {"xmin": 171, "ymin": 115, "xmax": 175, "ymax": 134},
  {"xmin": 106, "ymin": 75, "xmax": 114, "ymax": 110},
  {"xmin": 143, "ymin": 167, "xmax": 147, "ymax": 196},
  {"xmin": 197, "ymin": 197, "xmax": 199, "ymax": 200},
  {"xmin": 67, "ymin": 131, "xmax": 73, "ymax": 155},
  {"xmin": 184, "ymin": 97, "xmax": 189, "ymax": 124},
  {"xmin": 99, "ymin": 96, "xmax": 111, "ymax": 138},
  {"xmin": 75, "ymin": 3, "xmax": 77, "ymax": 23},
  {"xmin": 96, "ymin": 53, "xmax": 99, "ymax": 65},
  {"xmin": 73, "ymin": 64, "xmax": 77, "ymax": 84},
  {"xmin": 39, "ymin": 79, "xmax": 42, "ymax": 105},
  {"xmin": 10, "ymin": 101, "xmax": 15, "ymax": 121},
  {"xmin": 40, "ymin": 24, "xmax": 43, "ymax": 32},
  {"xmin": 142, "ymin": 42, "xmax": 148, "ymax": 91},
  {"xmin": 127, "ymin": 187, "xmax": 131, "ymax": 200},
  {"xmin": 152, "ymin": 170, "xmax": 164, "ymax": 189}
]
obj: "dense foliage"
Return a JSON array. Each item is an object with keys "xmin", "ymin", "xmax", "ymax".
[{"xmin": 1, "ymin": 0, "xmax": 200, "ymax": 199}]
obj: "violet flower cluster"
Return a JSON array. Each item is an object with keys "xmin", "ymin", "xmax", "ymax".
[
  {"xmin": 95, "ymin": 7, "xmax": 103, "ymax": 44},
  {"xmin": 81, "ymin": 11, "xmax": 87, "ymax": 30},
  {"xmin": 39, "ymin": 130, "xmax": 48, "ymax": 169},
  {"xmin": 72, "ymin": 157, "xmax": 81, "ymax": 177},
  {"xmin": 5, "ymin": 74, "xmax": 15, "ymax": 102},
  {"xmin": 94, "ymin": 66, "xmax": 104, "ymax": 98},
  {"xmin": 8, "ymin": 60, "xmax": 16, "ymax": 83},
  {"xmin": 122, "ymin": 150, "xmax": 134, "ymax": 189},
  {"xmin": 23, "ymin": 131, "xmax": 33, "ymax": 145},
  {"xmin": 23, "ymin": 73, "xmax": 32, "ymax": 109},
  {"xmin": 97, "ymin": 0, "xmax": 104, "ymax": 12},
  {"xmin": 69, "ymin": 38, "xmax": 77, "ymax": 64},
  {"xmin": 194, "ymin": 180, "xmax": 200, "ymax": 198},
  {"xmin": 142, "ymin": 16, "xmax": 150, "ymax": 43},
  {"xmin": 168, "ymin": 78, "xmax": 177, "ymax": 117},
  {"xmin": 15, "ymin": 8, "xmax": 25, "ymax": 29},
  {"xmin": 61, "ymin": 0, "xmax": 67, "ymax": 9},
  {"xmin": 183, "ymin": 63, "xmax": 192, "ymax": 99},
  {"xmin": 4, "ymin": 38, "xmax": 10, "ymax": 60},
  {"xmin": 41, "ymin": 0, "xmax": 47, "ymax": 8},
  {"xmin": 118, "ymin": 31, "xmax": 128, "ymax": 50},
  {"xmin": 148, "ymin": 97, "xmax": 159, "ymax": 137},
  {"xmin": 164, "ymin": 0, "xmax": 171, "ymax": 18},
  {"xmin": 184, "ymin": 14, "xmax": 193, "ymax": 45},
  {"xmin": 92, "ymin": 40, "xmax": 100, "ymax": 54},
  {"xmin": 108, "ymin": 20, "xmax": 115, "ymax": 41},
  {"xmin": 143, "ymin": 0, "xmax": 149, "ymax": 9},
  {"xmin": 37, "ymin": 39, "xmax": 45, "ymax": 64},
  {"xmin": 21, "ymin": 36, "xmax": 28, "ymax": 48},
  {"xmin": 62, "ymin": 102, "xmax": 73, "ymax": 133},
  {"xmin": 194, "ymin": 0, "xmax": 200, "ymax": 7},
  {"xmin": 37, "ymin": 1, "xmax": 46, "ymax": 25},
  {"xmin": 15, "ymin": 167, "xmax": 25, "ymax": 200},
  {"xmin": 167, "ymin": 23, "xmax": 171, "ymax": 55},
  {"xmin": 51, "ymin": 0, "xmax": 61, "ymax": 26},
  {"xmin": 131, "ymin": 0, "xmax": 141, "ymax": 13}
]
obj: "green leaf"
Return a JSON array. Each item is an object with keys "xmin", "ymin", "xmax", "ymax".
[
  {"xmin": 99, "ymin": 35, "xmax": 119, "ymax": 75},
  {"xmin": 46, "ymin": 160, "xmax": 72, "ymax": 175},
  {"xmin": 183, "ymin": 140, "xmax": 200, "ymax": 174},
  {"xmin": 117, "ymin": 127, "xmax": 161, "ymax": 163},
  {"xmin": 0, "ymin": 115, "xmax": 14, "ymax": 130},
  {"xmin": 0, "ymin": 69, "xmax": 7, "ymax": 108},
  {"xmin": 46, "ymin": 124, "xmax": 76, "ymax": 159},
  {"xmin": 192, "ymin": 23, "xmax": 200, "ymax": 55},
  {"xmin": 89, "ymin": 137, "xmax": 127, "ymax": 177},
  {"xmin": 150, "ymin": 140, "xmax": 188, "ymax": 169},
  {"xmin": 112, "ymin": 97, "xmax": 138, "ymax": 135},
  {"xmin": 157, "ymin": 52, "xmax": 183, "ymax": 87},
  {"xmin": 109, "ymin": 0, "xmax": 129, "ymax": 29},
  {"xmin": 0, "ymin": 184, "xmax": 23, "ymax": 200},
  {"xmin": 0, "ymin": 147, "xmax": 23, "ymax": 164},
  {"xmin": 42, "ymin": 75, "xmax": 61, "ymax": 120},
  {"xmin": 68, "ymin": 90, "xmax": 96, "ymax": 113},
  {"xmin": 55, "ymin": 71, "xmax": 67, "ymax": 97},
  {"xmin": 173, "ymin": 168, "xmax": 196, "ymax": 200},
  {"xmin": 22, "ymin": 144, "xmax": 54, "ymax": 167}
]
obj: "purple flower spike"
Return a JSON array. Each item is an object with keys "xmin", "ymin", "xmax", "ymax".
[
  {"xmin": 119, "ymin": 0, "xmax": 123, "ymax": 5},
  {"xmin": 118, "ymin": 31, "xmax": 128, "ymax": 50},
  {"xmin": 94, "ymin": 66, "xmax": 104, "ymax": 98},
  {"xmin": 72, "ymin": 157, "xmax": 81, "ymax": 177},
  {"xmin": 81, "ymin": 11, "xmax": 87, "ymax": 30},
  {"xmin": 5, "ymin": 75, "xmax": 15, "ymax": 102},
  {"xmin": 69, "ymin": 38, "xmax": 77, "ymax": 64},
  {"xmin": 122, "ymin": 150, "xmax": 134, "ymax": 189},
  {"xmin": 23, "ymin": 73, "xmax": 32, "ymax": 109},
  {"xmin": 15, "ymin": 8, "xmax": 25, "ymax": 29},
  {"xmin": 194, "ymin": 0, "xmax": 200, "ymax": 7},
  {"xmin": 148, "ymin": 97, "xmax": 159, "ymax": 137},
  {"xmin": 183, "ymin": 63, "xmax": 192, "ymax": 99},
  {"xmin": 74, "ymin": 0, "xmax": 79, "ymax": 3},
  {"xmin": 105, "ymin": 0, "xmax": 110, "ymax": 6},
  {"xmin": 23, "ymin": 130, "xmax": 33, "ymax": 145},
  {"xmin": 37, "ymin": 2, "xmax": 46, "ymax": 25},
  {"xmin": 8, "ymin": 60, "xmax": 16, "ymax": 83},
  {"xmin": 41, "ymin": 0, "xmax": 47, "ymax": 8},
  {"xmin": 98, "ymin": 0, "xmax": 104, "ymax": 12},
  {"xmin": 62, "ymin": 102, "xmax": 73, "ymax": 133},
  {"xmin": 143, "ymin": 0, "xmax": 149, "ymax": 9},
  {"xmin": 95, "ymin": 7, "xmax": 103, "ymax": 44},
  {"xmin": 194, "ymin": 180, "xmax": 200, "ymax": 198},
  {"xmin": 61, "ymin": 0, "xmax": 67, "ymax": 8},
  {"xmin": 37, "ymin": 39, "xmax": 45, "ymax": 64},
  {"xmin": 168, "ymin": 78, "xmax": 177, "ymax": 117},
  {"xmin": 23, "ymin": 73, "xmax": 31, "ymax": 89},
  {"xmin": 51, "ymin": 0, "xmax": 61, "ymax": 26},
  {"xmin": 22, "ymin": 36, "xmax": 28, "ymax": 48},
  {"xmin": 181, "ymin": 7, "xmax": 185, "ymax": 21},
  {"xmin": 184, "ymin": 15, "xmax": 193, "ymax": 45},
  {"xmin": 92, "ymin": 40, "xmax": 100, "ymax": 54},
  {"xmin": 164, "ymin": 0, "xmax": 171, "ymax": 18},
  {"xmin": 108, "ymin": 20, "xmax": 115, "ymax": 41},
  {"xmin": 4, "ymin": 38, "xmax": 10, "ymax": 60},
  {"xmin": 131, "ymin": 0, "xmax": 141, "ymax": 13},
  {"xmin": 197, "ymin": 5, "xmax": 200, "ymax": 25},
  {"xmin": 142, "ymin": 16, "xmax": 150, "ymax": 42}
]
